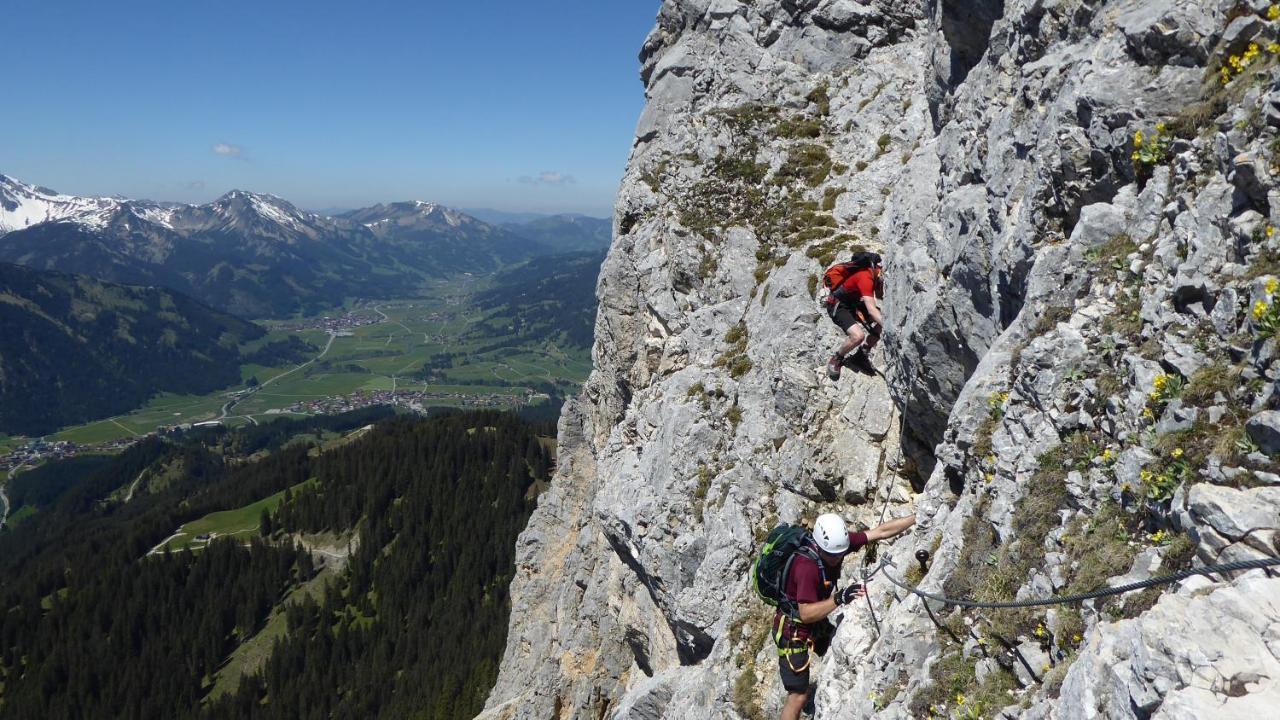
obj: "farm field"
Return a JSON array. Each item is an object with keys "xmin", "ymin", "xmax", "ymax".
[
  {"xmin": 31, "ymin": 278, "xmax": 591, "ymax": 448},
  {"xmin": 52, "ymin": 393, "xmax": 231, "ymax": 444},
  {"xmin": 154, "ymin": 481, "xmax": 313, "ymax": 553}
]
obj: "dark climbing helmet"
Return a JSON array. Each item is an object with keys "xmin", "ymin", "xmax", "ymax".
[{"xmin": 848, "ymin": 251, "xmax": 881, "ymax": 270}]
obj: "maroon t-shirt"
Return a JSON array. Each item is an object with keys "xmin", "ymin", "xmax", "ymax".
[{"xmin": 774, "ymin": 531, "xmax": 868, "ymax": 644}]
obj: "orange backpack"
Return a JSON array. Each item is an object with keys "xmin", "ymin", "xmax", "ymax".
[
  {"xmin": 822, "ymin": 263, "xmax": 858, "ymax": 293},
  {"xmin": 822, "ymin": 252, "xmax": 882, "ymax": 299}
]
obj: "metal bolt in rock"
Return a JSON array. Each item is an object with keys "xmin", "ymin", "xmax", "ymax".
[{"xmin": 915, "ymin": 549, "xmax": 930, "ymax": 574}]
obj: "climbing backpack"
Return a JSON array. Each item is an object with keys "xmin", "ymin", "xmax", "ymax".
[
  {"xmin": 752, "ymin": 524, "xmax": 821, "ymax": 618},
  {"xmin": 821, "ymin": 252, "xmax": 882, "ymax": 301}
]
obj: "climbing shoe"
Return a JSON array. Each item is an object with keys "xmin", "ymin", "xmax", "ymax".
[
  {"xmin": 826, "ymin": 355, "xmax": 842, "ymax": 380},
  {"xmin": 847, "ymin": 349, "xmax": 876, "ymax": 376}
]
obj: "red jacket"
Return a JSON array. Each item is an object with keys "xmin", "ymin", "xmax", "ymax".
[{"xmin": 826, "ymin": 268, "xmax": 880, "ymax": 307}]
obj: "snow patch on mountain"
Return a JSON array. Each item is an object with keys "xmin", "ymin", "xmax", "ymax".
[
  {"xmin": 0, "ymin": 175, "xmax": 122, "ymax": 235},
  {"xmin": 0, "ymin": 175, "xmax": 344, "ymax": 241}
]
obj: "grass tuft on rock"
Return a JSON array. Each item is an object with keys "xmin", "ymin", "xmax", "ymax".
[
  {"xmin": 729, "ymin": 611, "xmax": 771, "ymax": 720},
  {"xmin": 776, "ymin": 144, "xmax": 833, "ymax": 187}
]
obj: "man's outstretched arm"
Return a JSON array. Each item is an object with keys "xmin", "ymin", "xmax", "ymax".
[
  {"xmin": 862, "ymin": 295, "xmax": 884, "ymax": 326},
  {"xmin": 865, "ymin": 514, "xmax": 915, "ymax": 542}
]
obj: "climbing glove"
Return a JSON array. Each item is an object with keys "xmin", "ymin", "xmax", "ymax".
[{"xmin": 833, "ymin": 582, "xmax": 864, "ymax": 606}]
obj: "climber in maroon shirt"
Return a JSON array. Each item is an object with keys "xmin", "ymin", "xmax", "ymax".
[{"xmin": 776, "ymin": 512, "xmax": 916, "ymax": 720}]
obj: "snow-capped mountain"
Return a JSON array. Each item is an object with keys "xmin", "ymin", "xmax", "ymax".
[
  {"xmin": 0, "ymin": 175, "xmax": 124, "ymax": 234},
  {"xmin": 171, "ymin": 190, "xmax": 333, "ymax": 241},
  {"xmin": 344, "ymin": 200, "xmax": 474, "ymax": 231},
  {"xmin": 341, "ymin": 200, "xmax": 536, "ymax": 246},
  {"xmin": 338, "ymin": 200, "xmax": 546, "ymax": 270},
  {"xmin": 0, "ymin": 174, "xmax": 558, "ymax": 317}
]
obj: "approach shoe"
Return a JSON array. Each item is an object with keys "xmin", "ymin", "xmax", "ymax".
[
  {"xmin": 826, "ymin": 355, "xmax": 842, "ymax": 381},
  {"xmin": 847, "ymin": 349, "xmax": 876, "ymax": 376}
]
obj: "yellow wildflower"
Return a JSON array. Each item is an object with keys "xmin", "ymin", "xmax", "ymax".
[
  {"xmin": 1266, "ymin": 277, "xmax": 1278, "ymax": 294},
  {"xmin": 1270, "ymin": 4, "xmax": 1280, "ymax": 21},
  {"xmin": 1043, "ymin": 664, "xmax": 1052, "ymax": 673},
  {"xmin": 1153, "ymin": 374, "xmax": 1168, "ymax": 391},
  {"xmin": 985, "ymin": 472, "xmax": 994, "ymax": 483},
  {"xmin": 1034, "ymin": 623, "xmax": 1047, "ymax": 638},
  {"xmin": 1270, "ymin": 42, "xmax": 1280, "ymax": 55},
  {"xmin": 1247, "ymin": 43, "xmax": 1261, "ymax": 58},
  {"xmin": 1268, "ymin": 226, "xmax": 1276, "ymax": 238},
  {"xmin": 1149, "ymin": 390, "xmax": 1160, "ymax": 401},
  {"xmin": 1133, "ymin": 130, "xmax": 1144, "ymax": 148},
  {"xmin": 956, "ymin": 693, "xmax": 966, "ymax": 706},
  {"xmin": 1257, "ymin": 300, "xmax": 1270, "ymax": 320},
  {"xmin": 1140, "ymin": 469, "xmax": 1154, "ymax": 482},
  {"xmin": 1073, "ymin": 633, "xmax": 1082, "ymax": 644},
  {"xmin": 1142, "ymin": 407, "xmax": 1155, "ymax": 420},
  {"xmin": 1155, "ymin": 121, "xmax": 1167, "ymax": 134}
]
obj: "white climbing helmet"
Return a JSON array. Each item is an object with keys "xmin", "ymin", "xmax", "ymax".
[{"xmin": 813, "ymin": 513, "xmax": 850, "ymax": 555}]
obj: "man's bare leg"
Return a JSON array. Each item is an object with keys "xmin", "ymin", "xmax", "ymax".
[
  {"xmin": 781, "ymin": 690, "xmax": 808, "ymax": 720},
  {"xmin": 862, "ymin": 328, "xmax": 880, "ymax": 354},
  {"xmin": 836, "ymin": 324, "xmax": 866, "ymax": 360}
]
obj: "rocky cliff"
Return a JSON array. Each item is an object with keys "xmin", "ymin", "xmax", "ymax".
[{"xmin": 482, "ymin": 1, "xmax": 1280, "ymax": 718}]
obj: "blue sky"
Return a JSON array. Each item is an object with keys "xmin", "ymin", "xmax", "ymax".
[{"xmin": 0, "ymin": 1, "xmax": 660, "ymax": 216}]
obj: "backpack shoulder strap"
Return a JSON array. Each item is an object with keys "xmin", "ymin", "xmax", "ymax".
[{"xmin": 778, "ymin": 542, "xmax": 824, "ymax": 618}]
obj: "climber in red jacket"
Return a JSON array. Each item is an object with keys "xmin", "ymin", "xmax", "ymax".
[{"xmin": 822, "ymin": 252, "xmax": 884, "ymax": 380}]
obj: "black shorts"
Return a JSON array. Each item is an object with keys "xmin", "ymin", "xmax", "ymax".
[
  {"xmin": 826, "ymin": 303, "xmax": 879, "ymax": 336},
  {"xmin": 778, "ymin": 651, "xmax": 810, "ymax": 694}
]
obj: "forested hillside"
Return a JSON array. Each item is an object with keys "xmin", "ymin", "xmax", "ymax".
[
  {"xmin": 472, "ymin": 249, "xmax": 605, "ymax": 348},
  {"xmin": 0, "ymin": 262, "xmax": 263, "ymax": 435},
  {"xmin": 0, "ymin": 409, "xmax": 548, "ymax": 720}
]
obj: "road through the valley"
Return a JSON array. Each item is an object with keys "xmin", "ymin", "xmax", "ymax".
[{"xmin": 218, "ymin": 331, "xmax": 337, "ymax": 422}]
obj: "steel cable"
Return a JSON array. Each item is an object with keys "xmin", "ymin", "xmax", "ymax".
[{"xmin": 874, "ymin": 555, "xmax": 1280, "ymax": 609}]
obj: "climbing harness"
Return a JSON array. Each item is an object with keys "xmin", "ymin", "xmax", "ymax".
[
  {"xmin": 770, "ymin": 544, "xmax": 838, "ymax": 671},
  {"xmin": 874, "ymin": 554, "xmax": 1280, "ymax": 609},
  {"xmin": 775, "ymin": 614, "xmax": 815, "ymax": 672}
]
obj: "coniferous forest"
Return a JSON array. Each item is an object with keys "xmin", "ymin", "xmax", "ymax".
[{"xmin": 0, "ymin": 409, "xmax": 551, "ymax": 719}]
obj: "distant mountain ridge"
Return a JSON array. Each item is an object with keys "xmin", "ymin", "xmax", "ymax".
[
  {"xmin": 340, "ymin": 201, "xmax": 541, "ymax": 274},
  {"xmin": 0, "ymin": 262, "xmax": 263, "ymax": 435},
  {"xmin": 473, "ymin": 249, "xmax": 605, "ymax": 348},
  {"xmin": 0, "ymin": 174, "xmax": 122, "ymax": 234},
  {"xmin": 501, "ymin": 214, "xmax": 611, "ymax": 253},
  {"xmin": 0, "ymin": 175, "xmax": 602, "ymax": 318},
  {"xmin": 0, "ymin": 182, "xmax": 419, "ymax": 318}
]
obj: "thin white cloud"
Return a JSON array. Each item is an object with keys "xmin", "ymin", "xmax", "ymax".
[
  {"xmin": 212, "ymin": 143, "xmax": 244, "ymax": 158},
  {"xmin": 519, "ymin": 171, "xmax": 576, "ymax": 186}
]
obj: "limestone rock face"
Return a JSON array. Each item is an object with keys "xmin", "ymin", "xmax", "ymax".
[{"xmin": 482, "ymin": 1, "xmax": 1280, "ymax": 718}]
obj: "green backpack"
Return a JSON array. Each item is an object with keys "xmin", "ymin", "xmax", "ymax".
[{"xmin": 752, "ymin": 524, "xmax": 820, "ymax": 618}]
